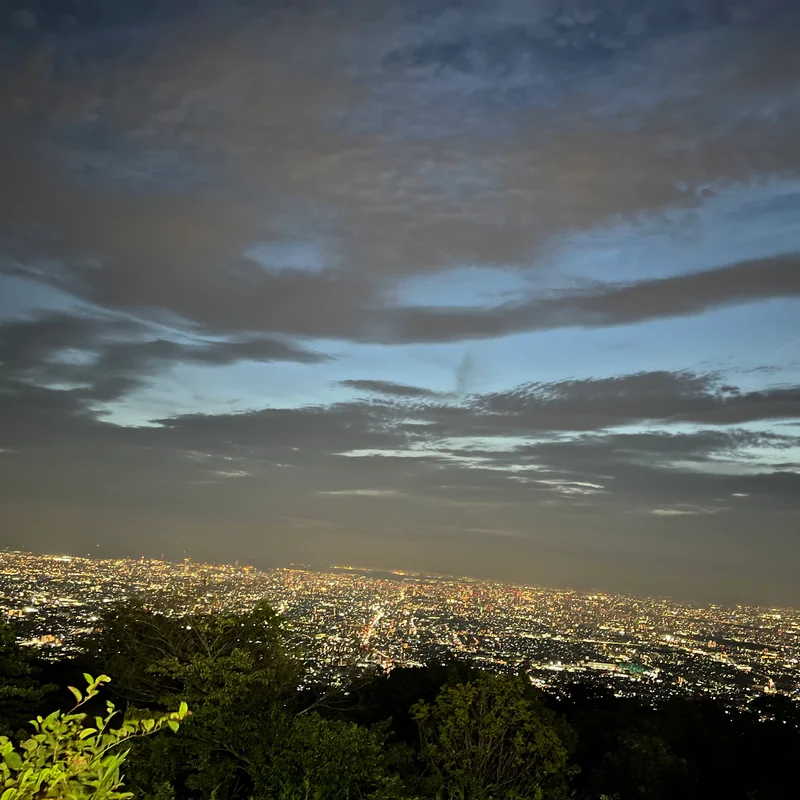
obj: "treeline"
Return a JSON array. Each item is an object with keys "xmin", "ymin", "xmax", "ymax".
[{"xmin": 1, "ymin": 601, "xmax": 798, "ymax": 799}]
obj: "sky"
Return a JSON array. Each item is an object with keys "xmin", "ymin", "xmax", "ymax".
[{"xmin": 1, "ymin": 0, "xmax": 799, "ymax": 607}]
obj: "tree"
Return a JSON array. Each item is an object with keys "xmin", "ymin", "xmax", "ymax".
[
  {"xmin": 411, "ymin": 673, "xmax": 573, "ymax": 800},
  {"xmin": 595, "ymin": 730, "xmax": 688, "ymax": 800},
  {"xmin": 91, "ymin": 601, "xmax": 405, "ymax": 799},
  {"xmin": 86, "ymin": 599, "xmax": 299, "ymax": 707},
  {"xmin": 265, "ymin": 714, "xmax": 405, "ymax": 800},
  {"xmin": 0, "ymin": 621, "xmax": 54, "ymax": 737},
  {"xmin": 88, "ymin": 600, "xmax": 301, "ymax": 798},
  {"xmin": 0, "ymin": 674, "xmax": 187, "ymax": 800}
]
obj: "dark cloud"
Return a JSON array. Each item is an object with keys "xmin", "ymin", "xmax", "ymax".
[
  {"xmin": 470, "ymin": 370, "xmax": 800, "ymax": 429},
  {"xmin": 0, "ymin": 311, "xmax": 331, "ymax": 403},
  {"xmin": 339, "ymin": 379, "xmax": 440, "ymax": 398},
  {"xmin": 6, "ymin": 253, "xmax": 794, "ymax": 349},
  {"xmin": 152, "ymin": 402, "xmax": 409, "ymax": 456},
  {"xmin": 365, "ymin": 372, "xmax": 800, "ymax": 445},
  {"xmin": 6, "ymin": 365, "xmax": 794, "ymax": 507},
  {"xmin": 1, "ymin": 2, "xmax": 799, "ymax": 346},
  {"xmin": 365, "ymin": 255, "xmax": 800, "ymax": 344}
]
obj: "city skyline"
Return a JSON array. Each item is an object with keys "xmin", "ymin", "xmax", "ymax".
[
  {"xmin": 2, "ymin": 549, "xmax": 798, "ymax": 713},
  {"xmin": 4, "ymin": 546, "xmax": 800, "ymax": 613},
  {"xmin": 1, "ymin": 1, "xmax": 799, "ymax": 606}
]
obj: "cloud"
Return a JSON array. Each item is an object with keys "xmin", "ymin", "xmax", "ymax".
[
  {"xmin": 366, "ymin": 254, "xmax": 800, "ymax": 344},
  {"xmin": 339, "ymin": 379, "xmax": 439, "ymax": 398},
  {"xmin": 6, "ymin": 362, "xmax": 791, "ymax": 512},
  {"xmin": 318, "ymin": 488, "xmax": 406, "ymax": 498},
  {"xmin": 441, "ymin": 526, "xmax": 523, "ymax": 539},
  {"xmin": 390, "ymin": 371, "xmax": 800, "ymax": 441},
  {"xmin": 1, "ymin": 2, "xmax": 799, "ymax": 347},
  {"xmin": 0, "ymin": 311, "xmax": 331, "ymax": 406},
  {"xmin": 454, "ymin": 351, "xmax": 478, "ymax": 396},
  {"xmin": 650, "ymin": 506, "xmax": 721, "ymax": 517}
]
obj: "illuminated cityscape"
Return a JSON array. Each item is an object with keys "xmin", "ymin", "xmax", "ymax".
[{"xmin": 2, "ymin": 550, "xmax": 798, "ymax": 716}]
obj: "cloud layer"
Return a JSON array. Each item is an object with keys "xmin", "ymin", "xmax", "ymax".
[{"xmin": 1, "ymin": 0, "xmax": 799, "ymax": 604}]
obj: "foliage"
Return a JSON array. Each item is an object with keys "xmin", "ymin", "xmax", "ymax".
[
  {"xmin": 48, "ymin": 603, "xmax": 800, "ymax": 800},
  {"xmin": 343, "ymin": 660, "xmax": 482, "ymax": 737},
  {"xmin": 555, "ymin": 683, "xmax": 800, "ymax": 800},
  {"xmin": 90, "ymin": 601, "xmax": 297, "ymax": 798},
  {"xmin": 0, "ymin": 674, "xmax": 187, "ymax": 800},
  {"xmin": 411, "ymin": 673, "xmax": 574, "ymax": 800},
  {"xmin": 86, "ymin": 599, "xmax": 299, "ymax": 706},
  {"xmin": 596, "ymin": 730, "xmax": 688, "ymax": 800},
  {"xmin": 0, "ymin": 622, "xmax": 54, "ymax": 737},
  {"xmin": 265, "ymin": 714, "xmax": 405, "ymax": 800},
  {"xmin": 94, "ymin": 601, "xmax": 405, "ymax": 799}
]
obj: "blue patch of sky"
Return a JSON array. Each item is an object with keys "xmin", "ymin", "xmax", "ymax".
[
  {"xmin": 96, "ymin": 360, "xmax": 340, "ymax": 427},
  {"xmin": 541, "ymin": 177, "xmax": 800, "ymax": 285},
  {"xmin": 99, "ymin": 290, "xmax": 800, "ymax": 427},
  {"xmin": 0, "ymin": 273, "xmax": 87, "ymax": 320},
  {"xmin": 393, "ymin": 265, "xmax": 531, "ymax": 307},
  {"xmin": 97, "ymin": 338, "xmax": 474, "ymax": 424},
  {"xmin": 48, "ymin": 348, "xmax": 97, "ymax": 366},
  {"xmin": 668, "ymin": 454, "xmax": 800, "ymax": 476},
  {"xmin": 96, "ymin": 386, "xmax": 232, "ymax": 429},
  {"xmin": 471, "ymin": 300, "xmax": 800, "ymax": 391},
  {"xmin": 244, "ymin": 240, "xmax": 333, "ymax": 275},
  {"xmin": 391, "ymin": 176, "xmax": 800, "ymax": 319}
]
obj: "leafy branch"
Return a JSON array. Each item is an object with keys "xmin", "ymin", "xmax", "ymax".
[{"xmin": 0, "ymin": 674, "xmax": 188, "ymax": 800}]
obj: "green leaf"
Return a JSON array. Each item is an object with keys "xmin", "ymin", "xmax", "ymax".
[
  {"xmin": 68, "ymin": 686, "xmax": 82, "ymax": 704},
  {"xmin": 178, "ymin": 701, "xmax": 188, "ymax": 717},
  {"xmin": 1, "ymin": 753, "xmax": 21, "ymax": 772},
  {"xmin": 167, "ymin": 720, "xmax": 179, "ymax": 733}
]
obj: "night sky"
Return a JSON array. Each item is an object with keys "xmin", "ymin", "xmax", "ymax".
[{"xmin": 1, "ymin": 0, "xmax": 799, "ymax": 606}]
